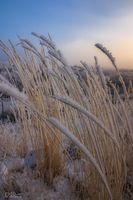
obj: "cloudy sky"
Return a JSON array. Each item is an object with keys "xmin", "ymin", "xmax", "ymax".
[{"xmin": 0, "ymin": 0, "xmax": 133, "ymax": 68}]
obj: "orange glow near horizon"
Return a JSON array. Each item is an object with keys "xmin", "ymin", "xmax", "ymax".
[
  {"xmin": 61, "ymin": 39, "xmax": 133, "ymax": 69},
  {"xmin": 61, "ymin": 12, "xmax": 133, "ymax": 69}
]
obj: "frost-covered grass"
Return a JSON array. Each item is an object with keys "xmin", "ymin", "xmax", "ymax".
[{"xmin": 0, "ymin": 33, "xmax": 133, "ymax": 199}]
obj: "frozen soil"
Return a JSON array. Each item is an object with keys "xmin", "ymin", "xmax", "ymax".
[
  {"xmin": 0, "ymin": 165, "xmax": 77, "ymax": 200},
  {"xmin": 0, "ymin": 123, "xmax": 81, "ymax": 200}
]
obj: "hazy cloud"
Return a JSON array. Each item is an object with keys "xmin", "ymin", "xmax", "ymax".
[{"xmin": 60, "ymin": 11, "xmax": 133, "ymax": 69}]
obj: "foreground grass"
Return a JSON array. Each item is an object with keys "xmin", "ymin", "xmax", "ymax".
[{"xmin": 0, "ymin": 33, "xmax": 133, "ymax": 199}]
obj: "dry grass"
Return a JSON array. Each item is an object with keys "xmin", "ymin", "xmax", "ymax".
[
  {"xmin": 0, "ymin": 123, "xmax": 24, "ymax": 158},
  {"xmin": 0, "ymin": 33, "xmax": 133, "ymax": 199}
]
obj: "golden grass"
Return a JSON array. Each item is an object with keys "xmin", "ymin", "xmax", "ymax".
[
  {"xmin": 0, "ymin": 33, "xmax": 133, "ymax": 199},
  {"xmin": 0, "ymin": 123, "xmax": 24, "ymax": 158}
]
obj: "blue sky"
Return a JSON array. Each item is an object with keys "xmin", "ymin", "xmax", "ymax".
[{"xmin": 0, "ymin": 0, "xmax": 133, "ymax": 68}]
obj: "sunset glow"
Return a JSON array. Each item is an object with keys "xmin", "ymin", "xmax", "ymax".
[{"xmin": 0, "ymin": 0, "xmax": 133, "ymax": 68}]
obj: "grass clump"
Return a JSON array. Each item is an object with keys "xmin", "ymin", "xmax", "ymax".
[{"xmin": 0, "ymin": 33, "xmax": 133, "ymax": 199}]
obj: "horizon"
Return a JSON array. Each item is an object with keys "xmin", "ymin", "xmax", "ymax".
[{"xmin": 0, "ymin": 0, "xmax": 133, "ymax": 69}]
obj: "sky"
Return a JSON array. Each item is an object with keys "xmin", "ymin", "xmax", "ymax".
[{"xmin": 0, "ymin": 0, "xmax": 133, "ymax": 69}]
